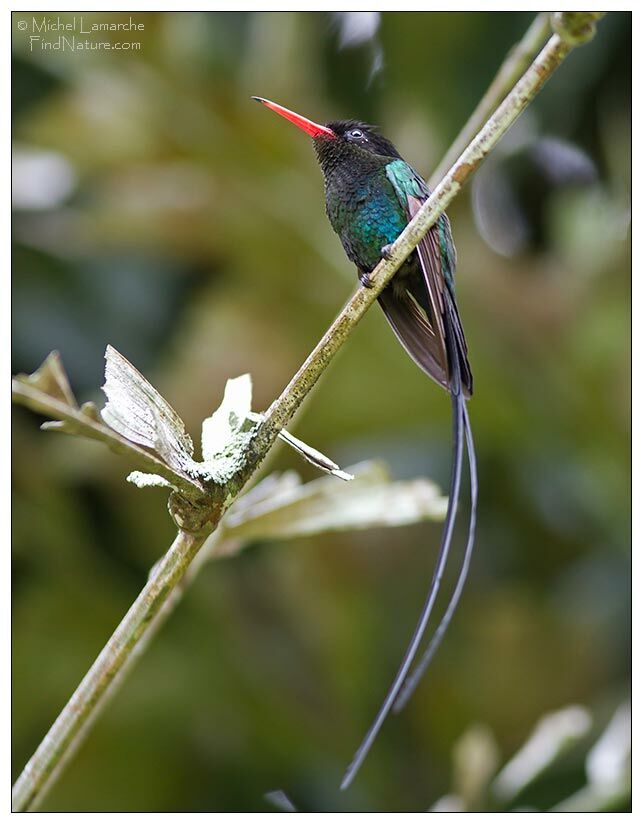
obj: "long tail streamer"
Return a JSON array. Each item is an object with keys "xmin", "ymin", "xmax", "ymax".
[
  {"xmin": 340, "ymin": 389, "xmax": 467, "ymax": 791},
  {"xmin": 393, "ymin": 400, "xmax": 478, "ymax": 712}
]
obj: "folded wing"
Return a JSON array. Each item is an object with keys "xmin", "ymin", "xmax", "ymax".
[{"xmin": 375, "ymin": 197, "xmax": 472, "ymax": 396}]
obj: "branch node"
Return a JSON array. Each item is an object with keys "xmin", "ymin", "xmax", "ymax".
[
  {"xmin": 551, "ymin": 12, "xmax": 605, "ymax": 46},
  {"xmin": 168, "ymin": 491, "xmax": 224, "ymax": 535}
]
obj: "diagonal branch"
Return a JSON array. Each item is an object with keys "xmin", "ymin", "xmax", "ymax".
[{"xmin": 11, "ymin": 12, "xmax": 605, "ymax": 812}]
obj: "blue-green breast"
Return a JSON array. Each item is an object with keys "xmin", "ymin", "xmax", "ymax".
[
  {"xmin": 324, "ymin": 157, "xmax": 456, "ymax": 289},
  {"xmin": 325, "ymin": 166, "xmax": 408, "ymax": 273}
]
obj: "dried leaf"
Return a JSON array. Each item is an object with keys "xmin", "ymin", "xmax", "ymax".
[
  {"xmin": 275, "ymin": 427, "xmax": 354, "ymax": 481},
  {"xmin": 12, "ymin": 351, "xmax": 204, "ymax": 496},
  {"xmin": 247, "ymin": 411, "xmax": 353, "ymax": 481},
  {"xmin": 102, "ymin": 345, "xmax": 195, "ymax": 474},
  {"xmin": 14, "ymin": 350, "xmax": 78, "ymax": 408}
]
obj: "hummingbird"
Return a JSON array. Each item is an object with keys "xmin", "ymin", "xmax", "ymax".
[{"xmin": 253, "ymin": 97, "xmax": 478, "ymax": 790}]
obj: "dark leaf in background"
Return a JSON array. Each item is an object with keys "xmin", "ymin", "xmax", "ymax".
[
  {"xmin": 11, "ymin": 54, "xmax": 63, "ymax": 117},
  {"xmin": 473, "ymin": 136, "xmax": 598, "ymax": 256}
]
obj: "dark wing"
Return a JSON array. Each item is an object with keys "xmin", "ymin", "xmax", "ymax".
[
  {"xmin": 406, "ymin": 194, "xmax": 473, "ymax": 397},
  {"xmin": 375, "ymin": 196, "xmax": 472, "ymax": 397},
  {"xmin": 377, "ymin": 160, "xmax": 473, "ymax": 395},
  {"xmin": 377, "ymin": 285, "xmax": 450, "ymax": 392}
]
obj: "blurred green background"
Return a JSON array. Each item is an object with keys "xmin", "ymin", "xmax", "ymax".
[{"xmin": 12, "ymin": 11, "xmax": 630, "ymax": 812}]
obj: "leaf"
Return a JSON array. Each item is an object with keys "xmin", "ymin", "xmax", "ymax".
[
  {"xmin": 247, "ymin": 411, "xmax": 353, "ymax": 481},
  {"xmin": 222, "ymin": 460, "xmax": 447, "ymax": 542},
  {"xmin": 550, "ymin": 702, "xmax": 631, "ymax": 812},
  {"xmin": 430, "ymin": 795, "xmax": 466, "ymax": 813},
  {"xmin": 453, "ymin": 724, "xmax": 501, "ymax": 810},
  {"xmin": 201, "ymin": 374, "xmax": 253, "ymax": 461},
  {"xmin": 14, "ymin": 352, "xmax": 447, "ymax": 533},
  {"xmin": 264, "ymin": 790, "xmax": 298, "ymax": 812},
  {"xmin": 275, "ymin": 427, "xmax": 354, "ymax": 481},
  {"xmin": 102, "ymin": 345, "xmax": 196, "ymax": 475},
  {"xmin": 14, "ymin": 350, "xmax": 78, "ymax": 409},
  {"xmin": 585, "ymin": 702, "xmax": 631, "ymax": 790},
  {"xmin": 492, "ymin": 705, "xmax": 593, "ymax": 802},
  {"xmin": 226, "ymin": 469, "xmax": 302, "ymax": 516},
  {"xmin": 12, "ymin": 351, "xmax": 204, "ymax": 497}
]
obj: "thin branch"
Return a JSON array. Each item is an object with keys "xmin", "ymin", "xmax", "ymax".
[{"xmin": 12, "ymin": 12, "xmax": 605, "ymax": 812}]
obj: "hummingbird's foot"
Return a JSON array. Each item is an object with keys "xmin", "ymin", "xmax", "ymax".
[
  {"xmin": 359, "ymin": 271, "xmax": 375, "ymax": 289},
  {"xmin": 380, "ymin": 243, "xmax": 395, "ymax": 261}
]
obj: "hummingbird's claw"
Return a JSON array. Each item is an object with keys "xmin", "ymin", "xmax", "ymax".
[
  {"xmin": 381, "ymin": 243, "xmax": 394, "ymax": 261},
  {"xmin": 359, "ymin": 271, "xmax": 375, "ymax": 289}
]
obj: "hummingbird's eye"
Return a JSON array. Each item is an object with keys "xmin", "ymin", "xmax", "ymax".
[{"xmin": 348, "ymin": 128, "xmax": 365, "ymax": 141}]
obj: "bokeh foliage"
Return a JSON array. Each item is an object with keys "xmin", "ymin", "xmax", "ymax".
[{"xmin": 12, "ymin": 11, "xmax": 630, "ymax": 812}]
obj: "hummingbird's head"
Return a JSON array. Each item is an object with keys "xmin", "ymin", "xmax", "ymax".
[
  {"xmin": 252, "ymin": 98, "xmax": 401, "ymax": 176},
  {"xmin": 323, "ymin": 120, "xmax": 402, "ymax": 160}
]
